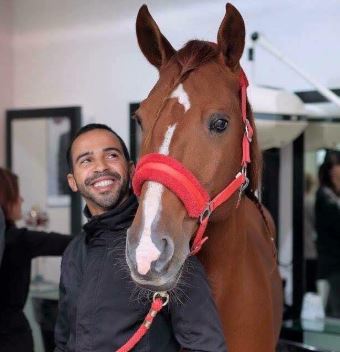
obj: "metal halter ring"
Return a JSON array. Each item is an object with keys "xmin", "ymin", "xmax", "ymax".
[
  {"xmin": 199, "ymin": 203, "xmax": 212, "ymax": 224},
  {"xmin": 153, "ymin": 291, "xmax": 170, "ymax": 306},
  {"xmin": 240, "ymin": 177, "xmax": 249, "ymax": 193},
  {"xmin": 241, "ymin": 165, "xmax": 248, "ymax": 178}
]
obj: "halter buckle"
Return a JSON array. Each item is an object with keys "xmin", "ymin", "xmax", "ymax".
[
  {"xmin": 240, "ymin": 166, "xmax": 249, "ymax": 192},
  {"xmin": 244, "ymin": 119, "xmax": 252, "ymax": 142},
  {"xmin": 199, "ymin": 203, "xmax": 212, "ymax": 224},
  {"xmin": 236, "ymin": 168, "xmax": 249, "ymax": 208}
]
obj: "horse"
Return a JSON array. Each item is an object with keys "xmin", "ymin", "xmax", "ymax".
[{"xmin": 126, "ymin": 3, "xmax": 283, "ymax": 351}]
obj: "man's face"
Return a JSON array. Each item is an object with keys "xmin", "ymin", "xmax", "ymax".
[{"xmin": 67, "ymin": 129, "xmax": 134, "ymax": 216}]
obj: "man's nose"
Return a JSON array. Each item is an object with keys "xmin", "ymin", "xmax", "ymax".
[{"xmin": 94, "ymin": 158, "xmax": 109, "ymax": 172}]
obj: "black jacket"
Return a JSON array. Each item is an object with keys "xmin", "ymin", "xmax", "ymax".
[
  {"xmin": 315, "ymin": 186, "xmax": 340, "ymax": 278},
  {"xmin": 0, "ymin": 223, "xmax": 71, "ymax": 346},
  {"xmin": 54, "ymin": 194, "xmax": 226, "ymax": 352}
]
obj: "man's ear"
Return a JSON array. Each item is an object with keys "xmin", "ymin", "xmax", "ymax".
[
  {"xmin": 129, "ymin": 161, "xmax": 136, "ymax": 180},
  {"xmin": 67, "ymin": 173, "xmax": 78, "ymax": 192}
]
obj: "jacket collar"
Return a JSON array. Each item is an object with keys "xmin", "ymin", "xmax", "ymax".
[{"xmin": 83, "ymin": 193, "xmax": 138, "ymax": 241}]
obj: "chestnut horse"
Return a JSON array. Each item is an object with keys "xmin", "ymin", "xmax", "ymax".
[{"xmin": 126, "ymin": 3, "xmax": 282, "ymax": 351}]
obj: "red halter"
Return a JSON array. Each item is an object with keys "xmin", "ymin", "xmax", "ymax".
[{"xmin": 132, "ymin": 69, "xmax": 252, "ymax": 255}]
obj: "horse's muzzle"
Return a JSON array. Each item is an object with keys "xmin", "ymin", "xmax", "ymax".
[{"xmin": 125, "ymin": 231, "xmax": 183, "ymax": 291}]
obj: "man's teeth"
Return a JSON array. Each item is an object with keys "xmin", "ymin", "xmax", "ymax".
[{"xmin": 93, "ymin": 180, "xmax": 114, "ymax": 188}]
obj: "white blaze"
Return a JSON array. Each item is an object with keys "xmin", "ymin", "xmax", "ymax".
[
  {"xmin": 170, "ymin": 84, "xmax": 191, "ymax": 112},
  {"xmin": 136, "ymin": 124, "xmax": 177, "ymax": 275}
]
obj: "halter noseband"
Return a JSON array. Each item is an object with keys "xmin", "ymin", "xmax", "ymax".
[{"xmin": 132, "ymin": 69, "xmax": 252, "ymax": 255}]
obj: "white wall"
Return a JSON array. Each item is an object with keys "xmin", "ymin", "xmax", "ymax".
[
  {"xmin": 0, "ymin": 0, "xmax": 13, "ymax": 166},
  {"xmin": 12, "ymin": 0, "xmax": 162, "ymax": 144}
]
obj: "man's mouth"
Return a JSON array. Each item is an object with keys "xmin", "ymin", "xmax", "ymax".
[{"xmin": 91, "ymin": 177, "xmax": 116, "ymax": 191}]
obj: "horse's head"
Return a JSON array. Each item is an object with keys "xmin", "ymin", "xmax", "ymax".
[{"xmin": 126, "ymin": 3, "xmax": 261, "ymax": 291}]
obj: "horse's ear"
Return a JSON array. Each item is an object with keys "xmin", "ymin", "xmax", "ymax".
[
  {"xmin": 136, "ymin": 5, "xmax": 176, "ymax": 70},
  {"xmin": 217, "ymin": 3, "xmax": 245, "ymax": 70}
]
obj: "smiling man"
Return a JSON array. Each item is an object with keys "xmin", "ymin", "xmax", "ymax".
[
  {"xmin": 66, "ymin": 126, "xmax": 133, "ymax": 215},
  {"xmin": 54, "ymin": 123, "xmax": 226, "ymax": 352}
]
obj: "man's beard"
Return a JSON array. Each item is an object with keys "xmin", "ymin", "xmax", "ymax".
[{"xmin": 76, "ymin": 170, "xmax": 130, "ymax": 211}]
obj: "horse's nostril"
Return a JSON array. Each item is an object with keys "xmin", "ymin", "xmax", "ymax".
[
  {"xmin": 160, "ymin": 238, "xmax": 167, "ymax": 252},
  {"xmin": 153, "ymin": 237, "xmax": 174, "ymax": 274}
]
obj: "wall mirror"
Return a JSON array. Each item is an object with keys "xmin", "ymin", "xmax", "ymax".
[
  {"xmin": 303, "ymin": 120, "xmax": 340, "ymax": 319},
  {"xmin": 6, "ymin": 107, "xmax": 82, "ymax": 282}
]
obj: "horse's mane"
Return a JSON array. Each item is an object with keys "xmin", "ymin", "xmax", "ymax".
[{"xmin": 172, "ymin": 40, "xmax": 263, "ymax": 195}]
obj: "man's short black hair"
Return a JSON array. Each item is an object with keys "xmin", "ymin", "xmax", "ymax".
[{"xmin": 66, "ymin": 123, "xmax": 131, "ymax": 171}]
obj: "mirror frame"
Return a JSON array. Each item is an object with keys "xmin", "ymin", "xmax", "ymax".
[{"xmin": 6, "ymin": 106, "xmax": 82, "ymax": 235}]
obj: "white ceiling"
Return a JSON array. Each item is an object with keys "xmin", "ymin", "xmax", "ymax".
[
  {"xmin": 12, "ymin": 0, "xmax": 339, "ymax": 35},
  {"xmin": 8, "ymin": 0, "xmax": 340, "ymax": 91}
]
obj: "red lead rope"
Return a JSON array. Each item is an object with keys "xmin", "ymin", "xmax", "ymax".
[{"xmin": 116, "ymin": 293, "xmax": 169, "ymax": 352}]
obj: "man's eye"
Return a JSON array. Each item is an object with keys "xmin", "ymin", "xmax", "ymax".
[
  {"xmin": 80, "ymin": 159, "xmax": 91, "ymax": 165},
  {"xmin": 107, "ymin": 153, "xmax": 118, "ymax": 159}
]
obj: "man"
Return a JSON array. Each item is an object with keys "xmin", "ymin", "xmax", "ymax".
[{"xmin": 54, "ymin": 123, "xmax": 226, "ymax": 352}]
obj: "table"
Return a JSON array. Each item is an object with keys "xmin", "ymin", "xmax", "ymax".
[{"xmin": 282, "ymin": 318, "xmax": 340, "ymax": 351}]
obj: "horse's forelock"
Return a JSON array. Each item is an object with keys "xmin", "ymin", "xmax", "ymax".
[{"xmin": 175, "ymin": 40, "xmax": 219, "ymax": 75}]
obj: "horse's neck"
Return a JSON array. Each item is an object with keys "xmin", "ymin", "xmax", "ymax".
[
  {"xmin": 198, "ymin": 196, "xmax": 278, "ymax": 299},
  {"xmin": 198, "ymin": 197, "xmax": 248, "ymax": 282},
  {"xmin": 197, "ymin": 197, "xmax": 282, "ymax": 351}
]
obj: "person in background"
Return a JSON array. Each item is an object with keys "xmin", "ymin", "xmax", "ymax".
[
  {"xmin": 315, "ymin": 151, "xmax": 340, "ymax": 317},
  {"xmin": 0, "ymin": 168, "xmax": 72, "ymax": 352},
  {"xmin": 54, "ymin": 123, "xmax": 227, "ymax": 352},
  {"xmin": 304, "ymin": 173, "xmax": 318, "ymax": 292}
]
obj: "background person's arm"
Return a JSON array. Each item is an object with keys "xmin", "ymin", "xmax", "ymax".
[{"xmin": 22, "ymin": 228, "xmax": 71, "ymax": 258}]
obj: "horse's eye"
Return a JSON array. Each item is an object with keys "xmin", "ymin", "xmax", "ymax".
[{"xmin": 209, "ymin": 118, "xmax": 229, "ymax": 133}]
